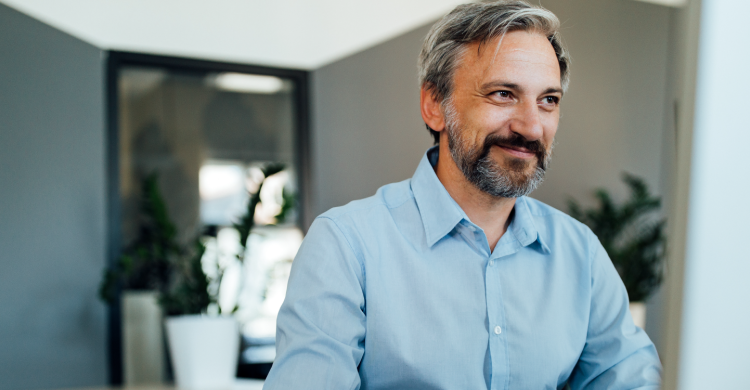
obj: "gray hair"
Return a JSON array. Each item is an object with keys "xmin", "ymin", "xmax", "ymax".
[{"xmin": 418, "ymin": 0, "xmax": 570, "ymax": 143}]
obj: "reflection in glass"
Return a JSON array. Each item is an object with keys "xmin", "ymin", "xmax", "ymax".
[{"xmin": 119, "ymin": 66, "xmax": 302, "ymax": 366}]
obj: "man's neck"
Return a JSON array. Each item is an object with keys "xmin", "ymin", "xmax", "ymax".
[{"xmin": 435, "ymin": 142, "xmax": 516, "ymax": 252}]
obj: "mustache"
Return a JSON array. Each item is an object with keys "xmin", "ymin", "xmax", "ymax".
[{"xmin": 481, "ymin": 133, "xmax": 548, "ymax": 161}]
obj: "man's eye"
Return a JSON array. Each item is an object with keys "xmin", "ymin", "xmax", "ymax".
[
  {"xmin": 494, "ymin": 91, "xmax": 511, "ymax": 98},
  {"xmin": 541, "ymin": 96, "xmax": 559, "ymax": 104}
]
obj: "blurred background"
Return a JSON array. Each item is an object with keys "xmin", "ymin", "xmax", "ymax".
[{"xmin": 0, "ymin": 0, "xmax": 747, "ymax": 389}]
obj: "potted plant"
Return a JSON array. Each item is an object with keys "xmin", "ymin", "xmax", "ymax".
[
  {"xmin": 160, "ymin": 163, "xmax": 285, "ymax": 390},
  {"xmin": 99, "ymin": 173, "xmax": 180, "ymax": 385},
  {"xmin": 567, "ymin": 173, "xmax": 666, "ymax": 329},
  {"xmin": 100, "ymin": 163, "xmax": 287, "ymax": 388},
  {"xmin": 159, "ymin": 237, "xmax": 239, "ymax": 390}
]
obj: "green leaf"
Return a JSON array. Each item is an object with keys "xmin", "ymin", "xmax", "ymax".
[{"xmin": 566, "ymin": 173, "xmax": 666, "ymax": 302}]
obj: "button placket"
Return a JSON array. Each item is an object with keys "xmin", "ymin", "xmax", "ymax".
[{"xmin": 485, "ymin": 252, "xmax": 509, "ymax": 390}]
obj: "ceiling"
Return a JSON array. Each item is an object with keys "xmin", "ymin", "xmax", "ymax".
[{"xmin": 1, "ymin": 0, "xmax": 469, "ymax": 70}]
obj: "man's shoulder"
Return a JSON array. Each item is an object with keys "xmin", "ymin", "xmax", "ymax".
[
  {"xmin": 523, "ymin": 196, "xmax": 571, "ymax": 219},
  {"xmin": 522, "ymin": 197, "xmax": 602, "ymax": 272},
  {"xmin": 318, "ymin": 178, "xmax": 415, "ymax": 224},
  {"xmin": 522, "ymin": 196, "xmax": 594, "ymax": 239}
]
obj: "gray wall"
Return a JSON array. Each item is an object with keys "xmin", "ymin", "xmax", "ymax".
[
  {"xmin": 0, "ymin": 4, "xmax": 108, "ymax": 389},
  {"xmin": 311, "ymin": 0, "xmax": 673, "ymax": 354},
  {"xmin": 534, "ymin": 0, "xmax": 672, "ymax": 211},
  {"xmin": 311, "ymin": 25, "xmax": 434, "ymax": 217}
]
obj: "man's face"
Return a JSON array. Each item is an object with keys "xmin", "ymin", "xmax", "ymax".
[{"xmin": 445, "ymin": 30, "xmax": 562, "ymax": 198}]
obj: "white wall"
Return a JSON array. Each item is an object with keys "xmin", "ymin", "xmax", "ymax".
[
  {"xmin": 0, "ymin": 4, "xmax": 107, "ymax": 389},
  {"xmin": 663, "ymin": 0, "xmax": 750, "ymax": 388}
]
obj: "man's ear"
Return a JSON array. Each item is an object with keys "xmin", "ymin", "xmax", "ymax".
[{"xmin": 420, "ymin": 86, "xmax": 446, "ymax": 132}]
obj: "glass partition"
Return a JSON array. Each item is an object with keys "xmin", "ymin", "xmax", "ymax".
[{"xmin": 111, "ymin": 53, "xmax": 308, "ymax": 380}]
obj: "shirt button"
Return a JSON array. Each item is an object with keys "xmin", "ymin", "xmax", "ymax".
[
  {"xmin": 468, "ymin": 225, "xmax": 476, "ymax": 232},
  {"xmin": 489, "ymin": 260, "xmax": 495, "ymax": 267},
  {"xmin": 494, "ymin": 326, "xmax": 502, "ymax": 335}
]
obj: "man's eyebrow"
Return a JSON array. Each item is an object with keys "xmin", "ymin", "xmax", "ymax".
[
  {"xmin": 479, "ymin": 82, "xmax": 564, "ymax": 96},
  {"xmin": 480, "ymin": 81, "xmax": 521, "ymax": 92}
]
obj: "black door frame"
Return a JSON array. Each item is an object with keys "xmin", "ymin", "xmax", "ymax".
[{"xmin": 105, "ymin": 50, "xmax": 311, "ymax": 384}]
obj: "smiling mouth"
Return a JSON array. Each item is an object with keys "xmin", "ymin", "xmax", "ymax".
[{"xmin": 495, "ymin": 144, "xmax": 536, "ymax": 159}]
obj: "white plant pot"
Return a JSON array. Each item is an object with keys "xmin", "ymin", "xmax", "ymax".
[
  {"xmin": 122, "ymin": 290, "xmax": 165, "ymax": 385},
  {"xmin": 165, "ymin": 315, "xmax": 239, "ymax": 390},
  {"xmin": 629, "ymin": 301, "xmax": 647, "ymax": 329}
]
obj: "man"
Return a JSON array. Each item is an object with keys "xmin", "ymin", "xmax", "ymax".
[{"xmin": 264, "ymin": 1, "xmax": 661, "ymax": 389}]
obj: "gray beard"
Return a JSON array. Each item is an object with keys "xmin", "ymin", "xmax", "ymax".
[{"xmin": 444, "ymin": 101, "xmax": 551, "ymax": 199}]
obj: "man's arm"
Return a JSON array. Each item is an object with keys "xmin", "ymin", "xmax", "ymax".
[
  {"xmin": 568, "ymin": 231, "xmax": 662, "ymax": 390},
  {"xmin": 263, "ymin": 216, "xmax": 366, "ymax": 390}
]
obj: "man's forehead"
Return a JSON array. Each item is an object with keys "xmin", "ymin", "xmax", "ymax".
[
  {"xmin": 468, "ymin": 31, "xmax": 555, "ymax": 59},
  {"xmin": 459, "ymin": 31, "xmax": 561, "ymax": 87}
]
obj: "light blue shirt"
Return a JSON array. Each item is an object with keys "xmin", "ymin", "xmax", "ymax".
[{"xmin": 264, "ymin": 147, "xmax": 661, "ymax": 390}]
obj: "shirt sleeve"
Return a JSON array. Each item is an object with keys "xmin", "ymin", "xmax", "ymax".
[
  {"xmin": 263, "ymin": 216, "xmax": 366, "ymax": 390},
  {"xmin": 568, "ymin": 231, "xmax": 662, "ymax": 390}
]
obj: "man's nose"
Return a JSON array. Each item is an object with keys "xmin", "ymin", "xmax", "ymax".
[{"xmin": 509, "ymin": 100, "xmax": 544, "ymax": 141}]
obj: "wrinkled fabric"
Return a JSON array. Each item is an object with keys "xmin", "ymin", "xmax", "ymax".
[{"xmin": 264, "ymin": 147, "xmax": 661, "ymax": 390}]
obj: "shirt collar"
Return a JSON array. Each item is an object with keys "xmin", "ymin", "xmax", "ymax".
[
  {"xmin": 411, "ymin": 147, "xmax": 467, "ymax": 247},
  {"xmin": 507, "ymin": 197, "xmax": 551, "ymax": 254},
  {"xmin": 411, "ymin": 146, "xmax": 550, "ymax": 254}
]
